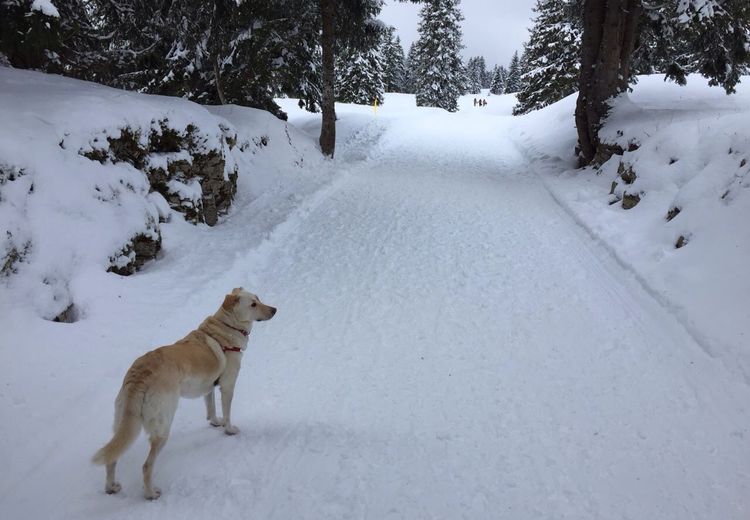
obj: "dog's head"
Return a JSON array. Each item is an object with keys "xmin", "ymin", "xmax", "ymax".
[{"xmin": 222, "ymin": 287, "xmax": 276, "ymax": 324}]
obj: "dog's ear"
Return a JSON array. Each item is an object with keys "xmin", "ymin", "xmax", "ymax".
[
  {"xmin": 232, "ymin": 287, "xmax": 243, "ymax": 294},
  {"xmin": 222, "ymin": 294, "xmax": 240, "ymax": 310}
]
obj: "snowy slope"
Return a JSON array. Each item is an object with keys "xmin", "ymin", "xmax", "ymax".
[
  {"xmin": 1, "ymin": 75, "xmax": 749, "ymax": 520},
  {"xmin": 514, "ymin": 75, "xmax": 750, "ymax": 383},
  {"xmin": 0, "ymin": 68, "xmax": 328, "ymax": 322}
]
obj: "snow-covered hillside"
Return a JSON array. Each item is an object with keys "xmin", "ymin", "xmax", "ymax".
[
  {"xmin": 515, "ymin": 75, "xmax": 750, "ymax": 383},
  {"xmin": 1, "ymin": 69, "xmax": 749, "ymax": 519},
  {"xmin": 0, "ymin": 68, "xmax": 326, "ymax": 322}
]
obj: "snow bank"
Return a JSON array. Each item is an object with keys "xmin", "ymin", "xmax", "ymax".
[
  {"xmin": 0, "ymin": 68, "xmax": 320, "ymax": 321},
  {"xmin": 30, "ymin": 0, "xmax": 59, "ymax": 17},
  {"xmin": 515, "ymin": 75, "xmax": 750, "ymax": 382}
]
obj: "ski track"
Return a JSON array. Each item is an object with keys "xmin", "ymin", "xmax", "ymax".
[{"xmin": 2, "ymin": 111, "xmax": 750, "ymax": 520}]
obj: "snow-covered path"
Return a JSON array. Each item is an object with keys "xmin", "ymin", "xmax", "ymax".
[
  {"xmin": 2, "ymin": 105, "xmax": 749, "ymax": 519},
  {"xmin": 236, "ymin": 119, "xmax": 750, "ymax": 519}
]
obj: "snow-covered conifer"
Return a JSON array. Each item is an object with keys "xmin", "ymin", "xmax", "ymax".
[
  {"xmin": 0, "ymin": 0, "xmax": 61, "ymax": 70},
  {"xmin": 505, "ymin": 51, "xmax": 522, "ymax": 94},
  {"xmin": 476, "ymin": 56, "xmax": 490, "ymax": 89},
  {"xmin": 403, "ymin": 42, "xmax": 419, "ymax": 94},
  {"xmin": 336, "ymin": 40, "xmax": 386, "ymax": 105},
  {"xmin": 575, "ymin": 0, "xmax": 749, "ymax": 163},
  {"xmin": 381, "ymin": 27, "xmax": 406, "ymax": 93},
  {"xmin": 489, "ymin": 65, "xmax": 507, "ymax": 95},
  {"xmin": 413, "ymin": 0, "xmax": 466, "ymax": 112},
  {"xmin": 58, "ymin": 0, "xmax": 321, "ymax": 118},
  {"xmin": 644, "ymin": 0, "xmax": 750, "ymax": 90},
  {"xmin": 465, "ymin": 56, "xmax": 483, "ymax": 94},
  {"xmin": 513, "ymin": 0, "xmax": 581, "ymax": 115}
]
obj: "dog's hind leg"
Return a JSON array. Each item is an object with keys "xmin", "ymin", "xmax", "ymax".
[
  {"xmin": 141, "ymin": 390, "xmax": 177, "ymax": 499},
  {"xmin": 105, "ymin": 461, "xmax": 121, "ymax": 494},
  {"xmin": 142, "ymin": 435, "xmax": 167, "ymax": 500},
  {"xmin": 104, "ymin": 404, "xmax": 121, "ymax": 494},
  {"xmin": 95, "ymin": 387, "xmax": 142, "ymax": 495}
]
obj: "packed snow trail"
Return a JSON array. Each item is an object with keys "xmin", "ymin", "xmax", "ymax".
[{"xmin": 2, "ymin": 103, "xmax": 749, "ymax": 519}]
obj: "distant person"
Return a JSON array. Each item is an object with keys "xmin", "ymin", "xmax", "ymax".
[
  {"xmin": 298, "ymin": 99, "xmax": 304, "ymax": 109},
  {"xmin": 473, "ymin": 98, "xmax": 477, "ymax": 107}
]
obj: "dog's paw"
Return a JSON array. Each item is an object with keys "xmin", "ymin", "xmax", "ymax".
[
  {"xmin": 105, "ymin": 482, "xmax": 122, "ymax": 495},
  {"xmin": 145, "ymin": 487, "xmax": 162, "ymax": 500},
  {"xmin": 209, "ymin": 417, "xmax": 225, "ymax": 427},
  {"xmin": 224, "ymin": 425, "xmax": 240, "ymax": 436}
]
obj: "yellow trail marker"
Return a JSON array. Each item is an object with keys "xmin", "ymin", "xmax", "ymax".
[{"xmin": 373, "ymin": 97, "xmax": 379, "ymax": 115}]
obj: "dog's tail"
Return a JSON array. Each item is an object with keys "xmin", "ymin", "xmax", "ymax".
[{"xmin": 92, "ymin": 385, "xmax": 143, "ymax": 465}]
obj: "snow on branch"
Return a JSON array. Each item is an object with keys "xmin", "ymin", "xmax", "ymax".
[{"xmin": 30, "ymin": 0, "xmax": 59, "ymax": 18}]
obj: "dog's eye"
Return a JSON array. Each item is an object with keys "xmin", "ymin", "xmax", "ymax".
[{"xmin": 251, "ymin": 303, "xmax": 257, "ymax": 307}]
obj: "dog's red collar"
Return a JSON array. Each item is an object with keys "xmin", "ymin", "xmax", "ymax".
[
  {"xmin": 225, "ymin": 323, "xmax": 250, "ymax": 337},
  {"xmin": 216, "ymin": 322, "xmax": 248, "ymax": 352}
]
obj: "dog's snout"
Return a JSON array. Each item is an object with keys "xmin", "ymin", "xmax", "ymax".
[{"xmin": 257, "ymin": 303, "xmax": 276, "ymax": 321}]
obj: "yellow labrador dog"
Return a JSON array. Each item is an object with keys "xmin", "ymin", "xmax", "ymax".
[{"xmin": 92, "ymin": 287, "xmax": 276, "ymax": 499}]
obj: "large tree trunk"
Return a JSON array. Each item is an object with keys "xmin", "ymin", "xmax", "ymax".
[
  {"xmin": 575, "ymin": 0, "xmax": 641, "ymax": 165},
  {"xmin": 212, "ymin": 56, "xmax": 227, "ymax": 105},
  {"xmin": 319, "ymin": 0, "xmax": 336, "ymax": 157},
  {"xmin": 210, "ymin": 0, "xmax": 227, "ymax": 105}
]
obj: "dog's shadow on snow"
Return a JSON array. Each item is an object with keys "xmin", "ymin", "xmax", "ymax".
[
  {"xmin": 161, "ymin": 417, "xmax": 384, "ymax": 471},
  {"xmin": 155, "ymin": 420, "xmax": 384, "ymax": 501},
  {"xmin": 86, "ymin": 418, "xmax": 386, "ymax": 514}
]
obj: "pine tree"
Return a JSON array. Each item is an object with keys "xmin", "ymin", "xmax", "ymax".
[
  {"xmin": 665, "ymin": 0, "xmax": 750, "ymax": 90},
  {"xmin": 513, "ymin": 0, "xmax": 582, "ymax": 116},
  {"xmin": 476, "ymin": 56, "xmax": 490, "ymax": 89},
  {"xmin": 489, "ymin": 65, "xmax": 507, "ymax": 94},
  {"xmin": 4, "ymin": 0, "xmax": 322, "ymax": 119},
  {"xmin": 285, "ymin": 40, "xmax": 323, "ymax": 114},
  {"xmin": 575, "ymin": 0, "xmax": 750, "ymax": 164},
  {"xmin": 0, "ymin": 0, "xmax": 95, "ymax": 72},
  {"xmin": 0, "ymin": 1, "xmax": 55, "ymax": 69},
  {"xmin": 319, "ymin": 0, "xmax": 383, "ymax": 156},
  {"xmin": 413, "ymin": 0, "xmax": 466, "ymax": 112},
  {"xmin": 381, "ymin": 27, "xmax": 406, "ymax": 92},
  {"xmin": 505, "ymin": 51, "xmax": 522, "ymax": 93},
  {"xmin": 1, "ymin": 0, "xmax": 378, "ymax": 124},
  {"xmin": 465, "ymin": 56, "xmax": 483, "ymax": 94},
  {"xmin": 519, "ymin": 47, "xmax": 531, "ymax": 78},
  {"xmin": 464, "ymin": 55, "xmax": 491, "ymax": 93},
  {"xmin": 336, "ymin": 39, "xmax": 385, "ymax": 105},
  {"xmin": 403, "ymin": 42, "xmax": 419, "ymax": 94}
]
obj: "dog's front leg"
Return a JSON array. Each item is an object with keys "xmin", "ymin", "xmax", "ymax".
[
  {"xmin": 220, "ymin": 386, "xmax": 238, "ymax": 435},
  {"xmin": 205, "ymin": 388, "xmax": 223, "ymax": 427},
  {"xmin": 218, "ymin": 359, "xmax": 241, "ymax": 435}
]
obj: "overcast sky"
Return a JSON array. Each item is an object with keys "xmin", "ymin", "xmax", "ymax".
[{"xmin": 379, "ymin": 0, "xmax": 538, "ymax": 69}]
